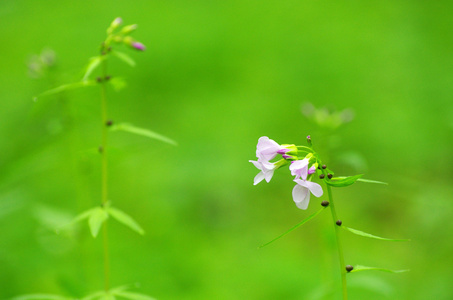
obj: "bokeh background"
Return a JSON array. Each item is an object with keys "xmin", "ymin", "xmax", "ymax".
[{"xmin": 1, "ymin": 0, "xmax": 453, "ymax": 299}]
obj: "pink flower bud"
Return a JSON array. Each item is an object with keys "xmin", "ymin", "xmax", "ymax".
[{"xmin": 132, "ymin": 42, "xmax": 146, "ymax": 51}]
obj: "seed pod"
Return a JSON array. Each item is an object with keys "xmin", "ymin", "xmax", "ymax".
[{"xmin": 321, "ymin": 201, "xmax": 329, "ymax": 207}]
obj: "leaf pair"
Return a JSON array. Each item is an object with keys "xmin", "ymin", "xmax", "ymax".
[{"xmin": 69, "ymin": 205, "xmax": 144, "ymax": 238}]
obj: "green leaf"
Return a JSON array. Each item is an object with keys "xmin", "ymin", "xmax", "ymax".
[
  {"xmin": 333, "ymin": 177, "xmax": 388, "ymax": 185},
  {"xmin": 109, "ymin": 77, "xmax": 127, "ymax": 91},
  {"xmin": 35, "ymin": 80, "xmax": 97, "ymax": 99},
  {"xmin": 11, "ymin": 294, "xmax": 71, "ymax": 300},
  {"xmin": 107, "ymin": 207, "xmax": 145, "ymax": 235},
  {"xmin": 56, "ymin": 207, "xmax": 97, "ymax": 233},
  {"xmin": 83, "ymin": 56, "xmax": 104, "ymax": 81},
  {"xmin": 326, "ymin": 174, "xmax": 363, "ymax": 187},
  {"xmin": 112, "ymin": 291, "xmax": 156, "ymax": 300},
  {"xmin": 341, "ymin": 226, "xmax": 410, "ymax": 242},
  {"xmin": 88, "ymin": 207, "xmax": 109, "ymax": 238},
  {"xmin": 112, "ymin": 50, "xmax": 136, "ymax": 67},
  {"xmin": 110, "ymin": 123, "xmax": 177, "ymax": 146},
  {"xmin": 259, "ymin": 207, "xmax": 326, "ymax": 248},
  {"xmin": 350, "ymin": 265, "xmax": 410, "ymax": 274},
  {"xmin": 357, "ymin": 178, "xmax": 388, "ymax": 185}
]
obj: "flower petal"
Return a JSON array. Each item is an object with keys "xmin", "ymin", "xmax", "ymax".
[
  {"xmin": 249, "ymin": 160, "xmax": 263, "ymax": 171},
  {"xmin": 304, "ymin": 181, "xmax": 323, "ymax": 197},
  {"xmin": 264, "ymin": 169, "xmax": 275, "ymax": 182},
  {"xmin": 292, "ymin": 184, "xmax": 310, "ymax": 209},
  {"xmin": 254, "ymin": 172, "xmax": 265, "ymax": 185}
]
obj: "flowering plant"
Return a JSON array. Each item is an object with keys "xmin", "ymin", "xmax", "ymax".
[{"xmin": 250, "ymin": 135, "xmax": 409, "ymax": 299}]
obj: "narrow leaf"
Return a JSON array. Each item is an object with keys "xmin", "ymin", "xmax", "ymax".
[
  {"xmin": 56, "ymin": 207, "xmax": 97, "ymax": 233},
  {"xmin": 357, "ymin": 178, "xmax": 388, "ymax": 185},
  {"xmin": 112, "ymin": 291, "xmax": 156, "ymax": 300},
  {"xmin": 107, "ymin": 207, "xmax": 145, "ymax": 235},
  {"xmin": 342, "ymin": 226, "xmax": 410, "ymax": 242},
  {"xmin": 350, "ymin": 265, "xmax": 410, "ymax": 274},
  {"xmin": 88, "ymin": 207, "xmax": 109, "ymax": 238},
  {"xmin": 11, "ymin": 295, "xmax": 71, "ymax": 300},
  {"xmin": 326, "ymin": 174, "xmax": 363, "ymax": 187},
  {"xmin": 110, "ymin": 123, "xmax": 177, "ymax": 146},
  {"xmin": 259, "ymin": 207, "xmax": 325, "ymax": 248},
  {"xmin": 35, "ymin": 80, "xmax": 97, "ymax": 99},
  {"xmin": 83, "ymin": 56, "xmax": 104, "ymax": 81},
  {"xmin": 112, "ymin": 50, "xmax": 136, "ymax": 67},
  {"xmin": 333, "ymin": 177, "xmax": 388, "ymax": 185}
]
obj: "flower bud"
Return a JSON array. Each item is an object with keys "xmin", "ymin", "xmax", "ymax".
[
  {"xmin": 321, "ymin": 201, "xmax": 329, "ymax": 207},
  {"xmin": 121, "ymin": 24, "xmax": 138, "ymax": 34},
  {"xmin": 319, "ymin": 174, "xmax": 325, "ymax": 179},
  {"xmin": 106, "ymin": 120, "xmax": 113, "ymax": 127},
  {"xmin": 322, "ymin": 164, "xmax": 327, "ymax": 169},
  {"xmin": 132, "ymin": 41, "xmax": 146, "ymax": 51},
  {"xmin": 306, "ymin": 135, "xmax": 312, "ymax": 146},
  {"xmin": 346, "ymin": 265, "xmax": 354, "ymax": 272},
  {"xmin": 327, "ymin": 173, "xmax": 333, "ymax": 179},
  {"xmin": 336, "ymin": 220, "xmax": 342, "ymax": 226},
  {"xmin": 107, "ymin": 17, "xmax": 123, "ymax": 34}
]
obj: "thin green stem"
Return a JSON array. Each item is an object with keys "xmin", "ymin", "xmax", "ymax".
[
  {"xmin": 100, "ymin": 57, "xmax": 110, "ymax": 292},
  {"xmin": 326, "ymin": 184, "xmax": 347, "ymax": 300}
]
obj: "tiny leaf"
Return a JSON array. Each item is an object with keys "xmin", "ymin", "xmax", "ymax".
[
  {"xmin": 326, "ymin": 174, "xmax": 363, "ymax": 187},
  {"xmin": 350, "ymin": 265, "xmax": 409, "ymax": 274},
  {"xmin": 110, "ymin": 123, "xmax": 177, "ymax": 146},
  {"xmin": 83, "ymin": 56, "xmax": 104, "ymax": 81},
  {"xmin": 112, "ymin": 291, "xmax": 156, "ymax": 300},
  {"xmin": 342, "ymin": 226, "xmax": 410, "ymax": 242},
  {"xmin": 112, "ymin": 50, "xmax": 136, "ymax": 67},
  {"xmin": 107, "ymin": 207, "xmax": 145, "ymax": 235},
  {"xmin": 81, "ymin": 291, "xmax": 105, "ymax": 300},
  {"xmin": 35, "ymin": 80, "xmax": 97, "ymax": 99},
  {"xmin": 259, "ymin": 207, "xmax": 325, "ymax": 248},
  {"xmin": 109, "ymin": 77, "xmax": 127, "ymax": 91},
  {"xmin": 88, "ymin": 207, "xmax": 109, "ymax": 238}
]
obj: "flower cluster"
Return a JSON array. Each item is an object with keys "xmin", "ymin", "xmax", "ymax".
[
  {"xmin": 250, "ymin": 136, "xmax": 323, "ymax": 209},
  {"xmin": 104, "ymin": 17, "xmax": 146, "ymax": 52}
]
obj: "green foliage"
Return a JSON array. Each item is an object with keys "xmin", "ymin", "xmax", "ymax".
[
  {"xmin": 88, "ymin": 207, "xmax": 109, "ymax": 237},
  {"xmin": 34, "ymin": 80, "xmax": 97, "ymax": 99},
  {"xmin": 107, "ymin": 207, "xmax": 145, "ymax": 235},
  {"xmin": 259, "ymin": 207, "xmax": 326, "ymax": 248},
  {"xmin": 110, "ymin": 123, "xmax": 177, "ymax": 146},
  {"xmin": 341, "ymin": 226, "xmax": 410, "ymax": 242},
  {"xmin": 350, "ymin": 265, "xmax": 410, "ymax": 274},
  {"xmin": 83, "ymin": 56, "xmax": 105, "ymax": 81},
  {"xmin": 326, "ymin": 174, "xmax": 363, "ymax": 187},
  {"xmin": 112, "ymin": 51, "xmax": 136, "ymax": 67},
  {"xmin": 11, "ymin": 295, "xmax": 71, "ymax": 300}
]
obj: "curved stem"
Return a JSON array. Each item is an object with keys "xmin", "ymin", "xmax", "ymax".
[
  {"xmin": 100, "ymin": 58, "xmax": 110, "ymax": 292},
  {"xmin": 326, "ymin": 184, "xmax": 347, "ymax": 299}
]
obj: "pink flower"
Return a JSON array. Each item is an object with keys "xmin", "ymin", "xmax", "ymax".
[
  {"xmin": 290, "ymin": 159, "xmax": 309, "ymax": 180},
  {"xmin": 255, "ymin": 136, "xmax": 283, "ymax": 161}
]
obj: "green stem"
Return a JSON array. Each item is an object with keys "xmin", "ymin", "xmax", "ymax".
[
  {"xmin": 100, "ymin": 57, "xmax": 110, "ymax": 292},
  {"xmin": 326, "ymin": 184, "xmax": 347, "ymax": 299}
]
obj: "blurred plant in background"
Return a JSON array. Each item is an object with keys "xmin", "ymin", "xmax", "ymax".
[{"xmin": 13, "ymin": 17, "xmax": 176, "ymax": 300}]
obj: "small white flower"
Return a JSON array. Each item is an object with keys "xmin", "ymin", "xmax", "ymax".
[
  {"xmin": 292, "ymin": 179, "xmax": 323, "ymax": 210},
  {"xmin": 249, "ymin": 159, "xmax": 276, "ymax": 185}
]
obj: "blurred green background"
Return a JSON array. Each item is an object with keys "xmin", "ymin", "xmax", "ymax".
[{"xmin": 1, "ymin": 0, "xmax": 453, "ymax": 299}]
